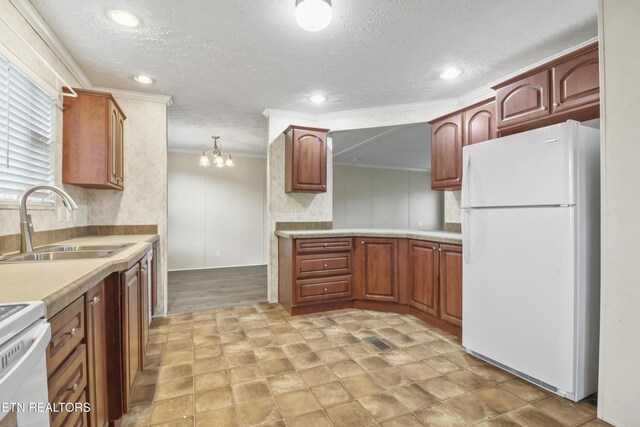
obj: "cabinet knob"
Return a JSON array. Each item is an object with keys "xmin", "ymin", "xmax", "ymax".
[
  {"xmin": 66, "ymin": 327, "xmax": 77, "ymax": 337},
  {"xmin": 323, "ymin": 288, "xmax": 328, "ymax": 293},
  {"xmin": 324, "ymin": 264, "xmax": 328, "ymax": 268},
  {"xmin": 91, "ymin": 296, "xmax": 101, "ymax": 305},
  {"xmin": 553, "ymin": 102, "xmax": 559, "ymax": 107},
  {"xmin": 456, "ymin": 177, "xmax": 460, "ymax": 181},
  {"xmin": 361, "ymin": 241, "xmax": 365, "ymax": 244},
  {"xmin": 541, "ymin": 106, "xmax": 547, "ymax": 111},
  {"xmin": 323, "ymin": 243, "xmax": 328, "ymax": 247},
  {"xmin": 68, "ymin": 383, "xmax": 79, "ymax": 392}
]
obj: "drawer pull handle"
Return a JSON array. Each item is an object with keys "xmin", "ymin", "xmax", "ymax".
[
  {"xmin": 91, "ymin": 296, "xmax": 101, "ymax": 305},
  {"xmin": 66, "ymin": 327, "xmax": 78, "ymax": 337},
  {"xmin": 68, "ymin": 383, "xmax": 79, "ymax": 392}
]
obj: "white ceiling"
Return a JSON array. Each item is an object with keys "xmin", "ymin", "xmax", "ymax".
[
  {"xmin": 29, "ymin": 0, "xmax": 598, "ymax": 156},
  {"xmin": 332, "ymin": 124, "xmax": 431, "ymax": 171}
]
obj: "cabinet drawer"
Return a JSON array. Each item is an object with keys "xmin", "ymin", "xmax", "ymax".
[
  {"xmin": 295, "ymin": 238, "xmax": 353, "ymax": 254},
  {"xmin": 48, "ymin": 345, "xmax": 88, "ymax": 427},
  {"xmin": 296, "ymin": 253, "xmax": 352, "ymax": 279},
  {"xmin": 47, "ymin": 296, "xmax": 85, "ymax": 376},
  {"xmin": 56, "ymin": 390, "xmax": 88, "ymax": 427},
  {"xmin": 296, "ymin": 276, "xmax": 352, "ymax": 304}
]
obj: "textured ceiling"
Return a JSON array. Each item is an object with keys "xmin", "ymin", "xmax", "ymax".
[
  {"xmin": 333, "ymin": 124, "xmax": 431, "ymax": 171},
  {"xmin": 30, "ymin": 0, "xmax": 597, "ymax": 155}
]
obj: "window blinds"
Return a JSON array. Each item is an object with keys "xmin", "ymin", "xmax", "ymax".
[{"xmin": 0, "ymin": 52, "xmax": 54, "ymax": 203}]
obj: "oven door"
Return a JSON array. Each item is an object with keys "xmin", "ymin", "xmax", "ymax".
[{"xmin": 0, "ymin": 320, "xmax": 51, "ymax": 427}]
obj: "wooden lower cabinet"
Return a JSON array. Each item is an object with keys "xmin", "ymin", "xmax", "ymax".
[
  {"xmin": 439, "ymin": 244, "xmax": 463, "ymax": 327},
  {"xmin": 279, "ymin": 237, "xmax": 463, "ymax": 336},
  {"xmin": 408, "ymin": 240, "xmax": 439, "ymax": 317},
  {"xmin": 356, "ymin": 238, "xmax": 399, "ymax": 302},
  {"xmin": 86, "ymin": 281, "xmax": 108, "ymax": 427},
  {"xmin": 140, "ymin": 256, "xmax": 150, "ymax": 369},
  {"xmin": 122, "ymin": 263, "xmax": 141, "ymax": 412}
]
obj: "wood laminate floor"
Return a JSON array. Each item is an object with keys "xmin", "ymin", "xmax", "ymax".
[{"xmin": 168, "ymin": 266, "xmax": 268, "ymax": 315}]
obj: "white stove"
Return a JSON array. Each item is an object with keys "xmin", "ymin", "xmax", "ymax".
[{"xmin": 0, "ymin": 301, "xmax": 51, "ymax": 427}]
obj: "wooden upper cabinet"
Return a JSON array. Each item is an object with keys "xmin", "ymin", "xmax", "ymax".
[
  {"xmin": 408, "ymin": 240, "xmax": 439, "ymax": 317},
  {"xmin": 430, "ymin": 114, "xmax": 463, "ymax": 190},
  {"xmin": 357, "ymin": 238, "xmax": 399, "ymax": 302},
  {"xmin": 284, "ymin": 125, "xmax": 329, "ymax": 193},
  {"xmin": 496, "ymin": 69, "xmax": 550, "ymax": 129},
  {"xmin": 439, "ymin": 244, "xmax": 463, "ymax": 327},
  {"xmin": 63, "ymin": 88, "xmax": 125, "ymax": 190},
  {"xmin": 551, "ymin": 47, "xmax": 600, "ymax": 114},
  {"xmin": 465, "ymin": 100, "xmax": 497, "ymax": 145}
]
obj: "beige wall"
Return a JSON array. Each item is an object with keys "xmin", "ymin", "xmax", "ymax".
[
  {"xmin": 87, "ymin": 97, "xmax": 168, "ymax": 314},
  {"xmin": 0, "ymin": 0, "xmax": 88, "ymax": 236},
  {"xmin": 597, "ymin": 1, "xmax": 640, "ymax": 425},
  {"xmin": 167, "ymin": 152, "xmax": 267, "ymax": 271}
]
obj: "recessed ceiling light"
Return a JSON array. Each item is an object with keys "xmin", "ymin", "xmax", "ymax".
[
  {"xmin": 295, "ymin": 0, "xmax": 332, "ymax": 32},
  {"xmin": 134, "ymin": 75, "xmax": 154, "ymax": 85},
  {"xmin": 440, "ymin": 67, "xmax": 463, "ymax": 80},
  {"xmin": 308, "ymin": 94, "xmax": 328, "ymax": 104},
  {"xmin": 108, "ymin": 10, "xmax": 141, "ymax": 27}
]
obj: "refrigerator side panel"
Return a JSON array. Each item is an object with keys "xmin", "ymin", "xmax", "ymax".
[
  {"xmin": 462, "ymin": 206, "xmax": 576, "ymax": 394},
  {"xmin": 574, "ymin": 124, "xmax": 601, "ymax": 400},
  {"xmin": 461, "ymin": 122, "xmax": 577, "ymax": 209}
]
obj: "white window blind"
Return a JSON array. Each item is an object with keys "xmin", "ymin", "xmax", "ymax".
[{"xmin": 0, "ymin": 52, "xmax": 55, "ymax": 203}]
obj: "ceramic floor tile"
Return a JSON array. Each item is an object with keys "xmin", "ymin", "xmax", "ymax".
[
  {"xmin": 418, "ymin": 376, "xmax": 466, "ymax": 400},
  {"xmin": 259, "ymin": 358, "xmax": 295, "ymax": 376},
  {"xmin": 267, "ymin": 372, "xmax": 308, "ymax": 395},
  {"xmin": 232, "ymin": 379, "xmax": 272, "ymax": 403},
  {"xmin": 329, "ymin": 359, "xmax": 366, "ymax": 378},
  {"xmin": 325, "ymin": 401, "xmax": 376, "ymax": 427},
  {"xmin": 236, "ymin": 397, "xmax": 282, "ymax": 426},
  {"xmin": 414, "ymin": 403, "xmax": 475, "ymax": 427},
  {"xmin": 194, "ymin": 371, "xmax": 230, "ymax": 392},
  {"xmin": 445, "ymin": 393, "xmax": 500, "ymax": 422},
  {"xmin": 380, "ymin": 413, "xmax": 425, "ymax": 427},
  {"xmin": 386, "ymin": 383, "xmax": 438, "ymax": 411},
  {"xmin": 150, "ymin": 395, "xmax": 193, "ymax": 425},
  {"xmin": 311, "ymin": 381, "xmax": 352, "ymax": 407},
  {"xmin": 532, "ymin": 396, "xmax": 597, "ymax": 425},
  {"xmin": 154, "ymin": 376, "xmax": 194, "ymax": 400},
  {"xmin": 473, "ymin": 386, "xmax": 527, "ymax": 413},
  {"xmin": 341, "ymin": 373, "xmax": 385, "ymax": 398},
  {"xmin": 285, "ymin": 410, "xmax": 333, "ymax": 427},
  {"xmin": 275, "ymin": 390, "xmax": 321, "ymax": 418},
  {"xmin": 229, "ymin": 364, "xmax": 264, "ymax": 384},
  {"xmin": 397, "ymin": 362, "xmax": 440, "ymax": 382},
  {"xmin": 358, "ymin": 391, "xmax": 410, "ymax": 422},
  {"xmin": 447, "ymin": 369, "xmax": 493, "ymax": 391},
  {"xmin": 195, "ymin": 386, "xmax": 234, "ymax": 413},
  {"xmin": 299, "ymin": 365, "xmax": 338, "ymax": 387}
]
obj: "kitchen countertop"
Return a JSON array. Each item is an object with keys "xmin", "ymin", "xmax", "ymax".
[
  {"xmin": 0, "ymin": 234, "xmax": 158, "ymax": 319},
  {"xmin": 275, "ymin": 228, "xmax": 462, "ymax": 245}
]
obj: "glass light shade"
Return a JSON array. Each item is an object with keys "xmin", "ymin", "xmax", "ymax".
[
  {"xmin": 295, "ymin": 0, "xmax": 332, "ymax": 32},
  {"xmin": 199, "ymin": 153, "xmax": 211, "ymax": 167},
  {"xmin": 225, "ymin": 155, "xmax": 235, "ymax": 167},
  {"xmin": 214, "ymin": 155, "xmax": 225, "ymax": 167}
]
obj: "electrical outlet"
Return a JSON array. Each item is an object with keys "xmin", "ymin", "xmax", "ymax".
[{"xmin": 216, "ymin": 250, "xmax": 221, "ymax": 257}]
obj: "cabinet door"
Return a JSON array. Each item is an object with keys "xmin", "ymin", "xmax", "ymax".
[
  {"xmin": 140, "ymin": 257, "xmax": 150, "ymax": 368},
  {"xmin": 116, "ymin": 110, "xmax": 125, "ymax": 187},
  {"xmin": 151, "ymin": 244, "xmax": 158, "ymax": 315},
  {"xmin": 496, "ymin": 70, "xmax": 550, "ymax": 129},
  {"xmin": 464, "ymin": 101, "xmax": 497, "ymax": 145},
  {"xmin": 86, "ymin": 281, "xmax": 107, "ymax": 427},
  {"xmin": 439, "ymin": 244, "xmax": 463, "ymax": 327},
  {"xmin": 408, "ymin": 241, "xmax": 439, "ymax": 316},
  {"xmin": 551, "ymin": 48, "xmax": 599, "ymax": 114},
  {"xmin": 431, "ymin": 114, "xmax": 463, "ymax": 190},
  {"xmin": 357, "ymin": 238, "xmax": 399, "ymax": 302},
  {"xmin": 107, "ymin": 103, "xmax": 119, "ymax": 187},
  {"xmin": 286, "ymin": 127, "xmax": 327, "ymax": 193},
  {"xmin": 121, "ymin": 264, "xmax": 140, "ymax": 411}
]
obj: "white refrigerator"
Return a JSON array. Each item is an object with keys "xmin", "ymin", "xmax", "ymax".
[{"xmin": 461, "ymin": 121, "xmax": 600, "ymax": 402}]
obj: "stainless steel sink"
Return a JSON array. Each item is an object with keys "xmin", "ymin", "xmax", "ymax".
[
  {"xmin": 1, "ymin": 243, "xmax": 134, "ymax": 263},
  {"xmin": 34, "ymin": 244, "xmax": 133, "ymax": 253}
]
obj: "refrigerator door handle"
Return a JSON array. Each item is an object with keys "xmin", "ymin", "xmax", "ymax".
[
  {"xmin": 463, "ymin": 209, "xmax": 470, "ymax": 264},
  {"xmin": 462, "ymin": 154, "xmax": 470, "ymax": 207}
]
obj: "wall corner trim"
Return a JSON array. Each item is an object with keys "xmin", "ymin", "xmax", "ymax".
[{"xmin": 9, "ymin": 0, "xmax": 93, "ymax": 89}]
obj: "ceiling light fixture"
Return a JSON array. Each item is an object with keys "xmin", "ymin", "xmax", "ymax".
[
  {"xmin": 199, "ymin": 136, "xmax": 235, "ymax": 168},
  {"xmin": 308, "ymin": 94, "xmax": 328, "ymax": 104},
  {"xmin": 108, "ymin": 10, "xmax": 141, "ymax": 27},
  {"xmin": 440, "ymin": 67, "xmax": 463, "ymax": 80},
  {"xmin": 134, "ymin": 75, "xmax": 154, "ymax": 85},
  {"xmin": 295, "ymin": 0, "xmax": 332, "ymax": 32}
]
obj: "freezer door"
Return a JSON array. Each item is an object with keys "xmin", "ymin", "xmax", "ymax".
[
  {"xmin": 461, "ymin": 122, "xmax": 577, "ymax": 208},
  {"xmin": 462, "ymin": 206, "xmax": 576, "ymax": 394}
]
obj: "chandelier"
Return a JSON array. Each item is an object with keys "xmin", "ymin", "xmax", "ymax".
[{"xmin": 199, "ymin": 136, "xmax": 235, "ymax": 168}]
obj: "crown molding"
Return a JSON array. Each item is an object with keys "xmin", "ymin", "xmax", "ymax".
[
  {"xmin": 94, "ymin": 86, "xmax": 174, "ymax": 106},
  {"xmin": 10, "ymin": 0, "xmax": 93, "ymax": 89}
]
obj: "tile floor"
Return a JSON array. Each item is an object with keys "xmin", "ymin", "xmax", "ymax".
[{"xmin": 123, "ymin": 304, "xmax": 608, "ymax": 427}]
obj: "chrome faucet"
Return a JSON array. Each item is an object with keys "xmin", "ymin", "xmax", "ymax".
[{"xmin": 19, "ymin": 185, "xmax": 78, "ymax": 253}]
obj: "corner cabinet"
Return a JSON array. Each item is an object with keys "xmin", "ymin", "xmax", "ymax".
[
  {"xmin": 284, "ymin": 125, "xmax": 329, "ymax": 193},
  {"xmin": 63, "ymin": 88, "xmax": 126, "ymax": 190},
  {"xmin": 356, "ymin": 238, "xmax": 399, "ymax": 303},
  {"xmin": 430, "ymin": 99, "xmax": 496, "ymax": 190},
  {"xmin": 408, "ymin": 240, "xmax": 439, "ymax": 317}
]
